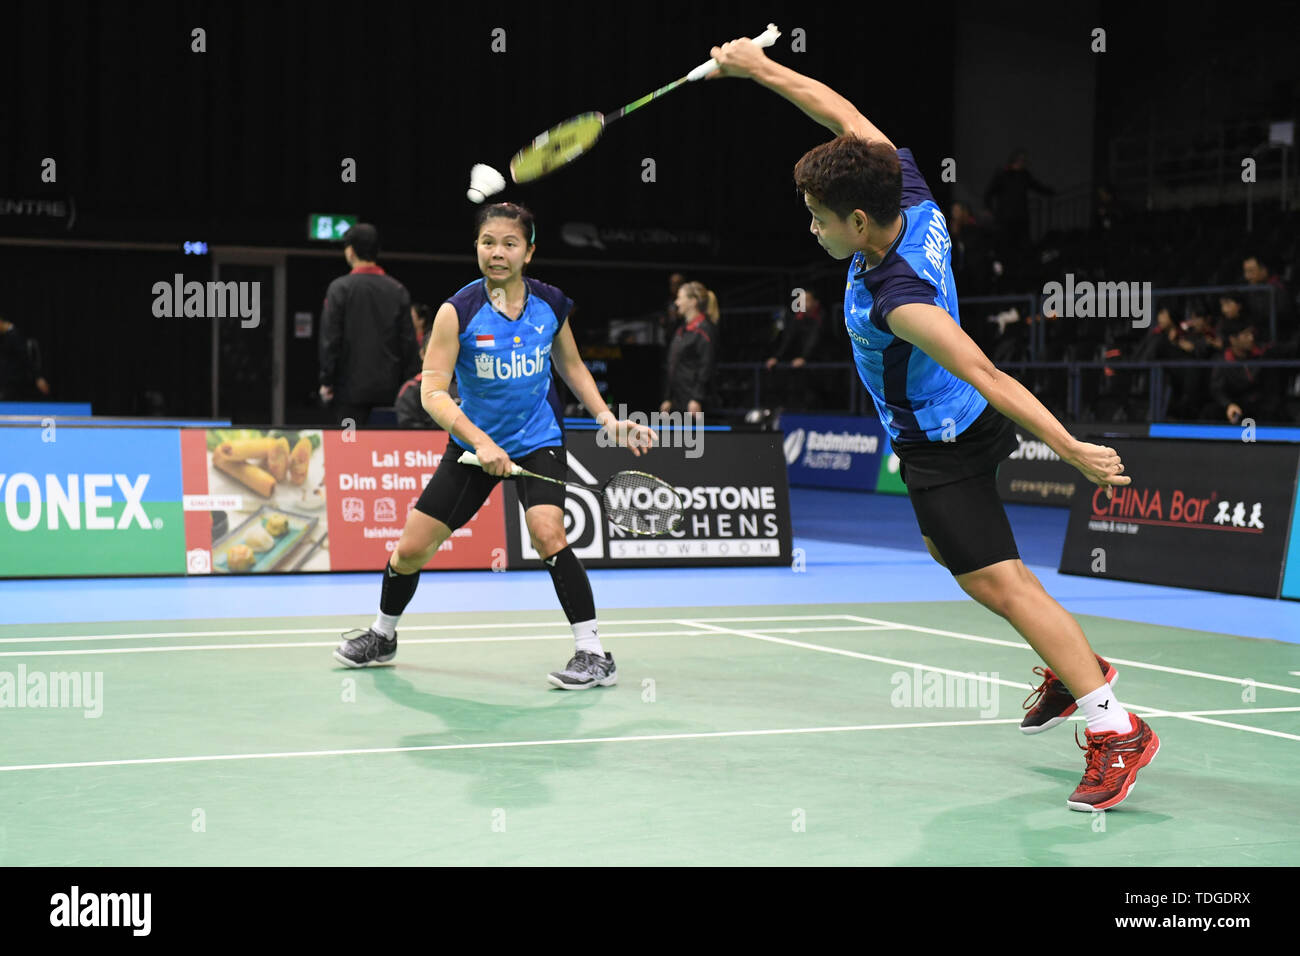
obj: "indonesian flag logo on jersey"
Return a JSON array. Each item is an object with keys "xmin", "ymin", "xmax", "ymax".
[{"xmin": 475, "ymin": 334, "xmax": 495, "ymax": 348}]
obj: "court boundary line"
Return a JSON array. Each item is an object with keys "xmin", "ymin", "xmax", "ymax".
[
  {"xmin": 840, "ymin": 614, "xmax": 1300, "ymax": 696},
  {"xmin": 3, "ymin": 705, "xmax": 1295, "ymax": 774},
  {"xmin": 682, "ymin": 619, "xmax": 1300, "ymax": 744}
]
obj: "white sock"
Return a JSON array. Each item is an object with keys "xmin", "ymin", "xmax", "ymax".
[
  {"xmin": 573, "ymin": 619, "xmax": 602, "ymax": 655},
  {"xmin": 371, "ymin": 613, "xmax": 400, "ymax": 639},
  {"xmin": 1077, "ymin": 682, "xmax": 1131, "ymax": 734}
]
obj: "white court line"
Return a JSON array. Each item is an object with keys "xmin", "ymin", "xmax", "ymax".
[
  {"xmin": 0, "ymin": 628, "xmax": 704, "ymax": 658},
  {"xmin": 3, "ymin": 706, "xmax": 1295, "ymax": 775},
  {"xmin": 681, "ymin": 620, "xmax": 1036, "ymax": 693},
  {"xmin": 684, "ymin": 619, "xmax": 1300, "ymax": 744},
  {"xmin": 0, "ymin": 623, "xmax": 899, "ymax": 658},
  {"xmin": 0, "ymin": 719, "xmax": 1026, "ymax": 773},
  {"xmin": 842, "ymin": 614, "xmax": 1300, "ymax": 697},
  {"xmin": 0, "ymin": 614, "xmax": 857, "ymax": 646}
]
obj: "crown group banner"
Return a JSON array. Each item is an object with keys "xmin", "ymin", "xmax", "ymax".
[{"xmin": 0, "ymin": 424, "xmax": 790, "ymax": 577}]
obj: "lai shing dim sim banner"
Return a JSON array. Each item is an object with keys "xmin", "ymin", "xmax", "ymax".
[
  {"xmin": 1059, "ymin": 438, "xmax": 1300, "ymax": 598},
  {"xmin": 179, "ymin": 427, "xmax": 506, "ymax": 573}
]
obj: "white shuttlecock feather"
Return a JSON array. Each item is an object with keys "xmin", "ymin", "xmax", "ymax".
[{"xmin": 467, "ymin": 164, "xmax": 506, "ymax": 204}]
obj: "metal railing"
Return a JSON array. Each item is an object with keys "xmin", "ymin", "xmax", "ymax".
[{"xmin": 716, "ymin": 358, "xmax": 1300, "ymax": 424}]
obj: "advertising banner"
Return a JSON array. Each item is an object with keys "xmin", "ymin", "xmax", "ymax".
[
  {"xmin": 995, "ymin": 430, "xmax": 1084, "ymax": 506},
  {"xmin": 179, "ymin": 428, "xmax": 506, "ymax": 573},
  {"xmin": 1059, "ymin": 439, "xmax": 1300, "ymax": 597},
  {"xmin": 780, "ymin": 414, "xmax": 886, "ymax": 491},
  {"xmin": 0, "ymin": 425, "xmax": 186, "ymax": 577},
  {"xmin": 502, "ymin": 431, "xmax": 791, "ymax": 568}
]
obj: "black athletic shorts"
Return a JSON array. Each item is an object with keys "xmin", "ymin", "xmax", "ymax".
[
  {"xmin": 894, "ymin": 404, "xmax": 1021, "ymax": 576},
  {"xmin": 415, "ymin": 443, "xmax": 566, "ymax": 530}
]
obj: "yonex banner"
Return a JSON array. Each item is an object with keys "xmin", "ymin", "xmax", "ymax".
[
  {"xmin": 780, "ymin": 414, "xmax": 887, "ymax": 491},
  {"xmin": 0, "ymin": 425, "xmax": 186, "ymax": 577},
  {"xmin": 501, "ymin": 431, "xmax": 791, "ymax": 568},
  {"xmin": 1059, "ymin": 438, "xmax": 1300, "ymax": 597}
]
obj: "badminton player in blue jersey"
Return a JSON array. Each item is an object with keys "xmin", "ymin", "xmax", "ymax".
[
  {"xmin": 709, "ymin": 39, "xmax": 1158, "ymax": 811},
  {"xmin": 335, "ymin": 202, "xmax": 656, "ymax": 689}
]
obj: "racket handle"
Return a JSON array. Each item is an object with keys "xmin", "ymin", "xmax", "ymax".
[
  {"xmin": 687, "ymin": 23, "xmax": 781, "ymax": 81},
  {"xmin": 457, "ymin": 450, "xmax": 523, "ymax": 476}
]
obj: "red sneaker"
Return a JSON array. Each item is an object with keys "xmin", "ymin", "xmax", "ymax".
[
  {"xmin": 1020, "ymin": 655, "xmax": 1117, "ymax": 734},
  {"xmin": 1066, "ymin": 713, "xmax": 1160, "ymax": 811}
]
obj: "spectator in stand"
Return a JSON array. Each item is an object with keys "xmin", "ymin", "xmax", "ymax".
[
  {"xmin": 394, "ymin": 333, "xmax": 457, "ymax": 429},
  {"xmin": 654, "ymin": 272, "xmax": 688, "ymax": 345},
  {"xmin": 318, "ymin": 223, "xmax": 420, "ymax": 427},
  {"xmin": 661, "ymin": 280, "xmax": 718, "ymax": 416},
  {"xmin": 1133, "ymin": 306, "xmax": 1193, "ymax": 363},
  {"xmin": 765, "ymin": 288, "xmax": 825, "ymax": 410},
  {"xmin": 983, "ymin": 149, "xmax": 1054, "ymax": 279},
  {"xmin": 0, "ymin": 315, "xmax": 51, "ymax": 401},
  {"xmin": 949, "ymin": 201, "xmax": 991, "ymax": 297},
  {"xmin": 1210, "ymin": 319, "xmax": 1298, "ymax": 424},
  {"xmin": 1243, "ymin": 253, "xmax": 1297, "ymax": 344},
  {"xmin": 410, "ymin": 303, "xmax": 433, "ymax": 351},
  {"xmin": 1217, "ymin": 293, "xmax": 1245, "ymax": 330},
  {"xmin": 766, "ymin": 288, "xmax": 824, "ymax": 370}
]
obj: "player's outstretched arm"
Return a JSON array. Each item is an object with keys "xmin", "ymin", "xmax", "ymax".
[
  {"xmin": 709, "ymin": 37, "xmax": 895, "ymax": 147},
  {"xmin": 420, "ymin": 303, "xmax": 512, "ymax": 476},
  {"xmin": 885, "ymin": 303, "xmax": 1131, "ymax": 498},
  {"xmin": 550, "ymin": 321, "xmax": 656, "ymax": 456}
]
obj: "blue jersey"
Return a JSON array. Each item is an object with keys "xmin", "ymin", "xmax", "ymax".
[
  {"xmin": 445, "ymin": 277, "xmax": 571, "ymax": 459},
  {"xmin": 843, "ymin": 148, "xmax": 987, "ymax": 444}
]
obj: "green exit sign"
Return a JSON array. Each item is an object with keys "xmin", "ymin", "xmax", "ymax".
[{"xmin": 307, "ymin": 214, "xmax": 357, "ymax": 241}]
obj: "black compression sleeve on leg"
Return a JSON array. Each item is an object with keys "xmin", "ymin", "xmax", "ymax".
[
  {"xmin": 543, "ymin": 545, "xmax": 596, "ymax": 624},
  {"xmin": 379, "ymin": 562, "xmax": 422, "ymax": 616}
]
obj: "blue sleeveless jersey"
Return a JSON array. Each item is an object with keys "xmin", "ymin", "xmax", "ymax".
[
  {"xmin": 445, "ymin": 277, "xmax": 571, "ymax": 458},
  {"xmin": 843, "ymin": 148, "xmax": 987, "ymax": 444}
]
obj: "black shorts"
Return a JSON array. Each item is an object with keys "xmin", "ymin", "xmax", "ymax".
[
  {"xmin": 414, "ymin": 443, "xmax": 566, "ymax": 530},
  {"xmin": 894, "ymin": 405, "xmax": 1021, "ymax": 576}
]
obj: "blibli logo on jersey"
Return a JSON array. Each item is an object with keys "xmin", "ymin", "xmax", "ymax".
[{"xmin": 476, "ymin": 345, "xmax": 550, "ymax": 380}]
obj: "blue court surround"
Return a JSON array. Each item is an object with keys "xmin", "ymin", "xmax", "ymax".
[{"xmin": 1, "ymin": 489, "xmax": 1295, "ymax": 643}]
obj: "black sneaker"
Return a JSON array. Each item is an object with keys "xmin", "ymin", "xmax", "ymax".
[
  {"xmin": 333, "ymin": 628, "xmax": 397, "ymax": 668},
  {"xmin": 547, "ymin": 650, "xmax": 617, "ymax": 690}
]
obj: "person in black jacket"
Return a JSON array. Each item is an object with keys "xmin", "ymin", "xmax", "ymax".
[
  {"xmin": 318, "ymin": 223, "xmax": 419, "ymax": 426},
  {"xmin": 0, "ymin": 316, "xmax": 50, "ymax": 401},
  {"xmin": 661, "ymin": 280, "xmax": 718, "ymax": 415}
]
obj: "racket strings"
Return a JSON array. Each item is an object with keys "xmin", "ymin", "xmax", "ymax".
[{"xmin": 602, "ymin": 471, "xmax": 683, "ymax": 536}]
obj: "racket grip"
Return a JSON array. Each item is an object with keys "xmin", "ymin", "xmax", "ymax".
[
  {"xmin": 688, "ymin": 23, "xmax": 781, "ymax": 81},
  {"xmin": 457, "ymin": 450, "xmax": 522, "ymax": 476}
]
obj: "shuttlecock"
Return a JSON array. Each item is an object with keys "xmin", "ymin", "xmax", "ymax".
[{"xmin": 467, "ymin": 163, "xmax": 506, "ymax": 204}]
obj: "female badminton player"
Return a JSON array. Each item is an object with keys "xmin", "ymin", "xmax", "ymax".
[
  {"xmin": 708, "ymin": 38, "xmax": 1159, "ymax": 811},
  {"xmin": 334, "ymin": 202, "xmax": 656, "ymax": 689}
]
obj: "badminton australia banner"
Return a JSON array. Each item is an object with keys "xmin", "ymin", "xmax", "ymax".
[
  {"xmin": 1059, "ymin": 438, "xmax": 1300, "ymax": 597},
  {"xmin": 0, "ymin": 425, "xmax": 186, "ymax": 577},
  {"xmin": 501, "ymin": 431, "xmax": 792, "ymax": 568},
  {"xmin": 781, "ymin": 414, "xmax": 886, "ymax": 491}
]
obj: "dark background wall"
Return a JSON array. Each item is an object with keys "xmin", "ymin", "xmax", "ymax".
[{"xmin": 3, "ymin": 0, "xmax": 1296, "ymax": 419}]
